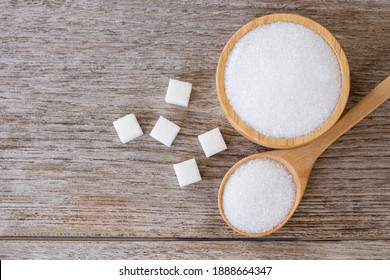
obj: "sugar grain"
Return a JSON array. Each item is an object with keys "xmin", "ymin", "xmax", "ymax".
[
  {"xmin": 224, "ymin": 22, "xmax": 342, "ymax": 138},
  {"xmin": 222, "ymin": 158, "xmax": 296, "ymax": 233}
]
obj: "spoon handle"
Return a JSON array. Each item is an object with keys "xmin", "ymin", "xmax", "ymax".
[{"xmin": 307, "ymin": 75, "xmax": 390, "ymax": 158}]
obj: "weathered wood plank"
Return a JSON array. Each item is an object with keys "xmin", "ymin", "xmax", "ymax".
[
  {"xmin": 0, "ymin": 0, "xmax": 389, "ymax": 243},
  {"xmin": 1, "ymin": 239, "xmax": 389, "ymax": 259}
]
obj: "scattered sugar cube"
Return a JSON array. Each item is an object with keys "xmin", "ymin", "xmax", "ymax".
[
  {"xmin": 150, "ymin": 116, "xmax": 181, "ymax": 147},
  {"xmin": 165, "ymin": 78, "xmax": 192, "ymax": 107},
  {"xmin": 173, "ymin": 158, "xmax": 202, "ymax": 187},
  {"xmin": 113, "ymin": 114, "xmax": 143, "ymax": 143},
  {"xmin": 198, "ymin": 128, "xmax": 227, "ymax": 157}
]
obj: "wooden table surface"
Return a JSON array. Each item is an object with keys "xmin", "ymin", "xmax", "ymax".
[{"xmin": 1, "ymin": 0, "xmax": 389, "ymax": 259}]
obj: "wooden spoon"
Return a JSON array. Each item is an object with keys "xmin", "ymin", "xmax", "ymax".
[{"xmin": 218, "ymin": 76, "xmax": 390, "ymax": 237}]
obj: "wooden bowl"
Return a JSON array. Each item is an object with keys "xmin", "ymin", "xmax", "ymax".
[{"xmin": 216, "ymin": 14, "xmax": 350, "ymax": 149}]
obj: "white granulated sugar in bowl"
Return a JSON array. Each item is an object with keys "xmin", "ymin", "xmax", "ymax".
[
  {"xmin": 224, "ymin": 22, "xmax": 342, "ymax": 139},
  {"xmin": 222, "ymin": 158, "xmax": 296, "ymax": 234}
]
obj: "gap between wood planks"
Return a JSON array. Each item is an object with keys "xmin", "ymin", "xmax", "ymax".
[{"xmin": 1, "ymin": 236, "xmax": 389, "ymax": 242}]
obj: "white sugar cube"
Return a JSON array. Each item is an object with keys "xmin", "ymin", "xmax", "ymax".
[
  {"xmin": 150, "ymin": 116, "xmax": 181, "ymax": 147},
  {"xmin": 173, "ymin": 158, "xmax": 202, "ymax": 187},
  {"xmin": 165, "ymin": 78, "xmax": 192, "ymax": 107},
  {"xmin": 198, "ymin": 128, "xmax": 227, "ymax": 157},
  {"xmin": 113, "ymin": 114, "xmax": 143, "ymax": 143}
]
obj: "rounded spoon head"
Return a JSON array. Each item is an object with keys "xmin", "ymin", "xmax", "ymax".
[{"xmin": 218, "ymin": 151, "xmax": 307, "ymax": 237}]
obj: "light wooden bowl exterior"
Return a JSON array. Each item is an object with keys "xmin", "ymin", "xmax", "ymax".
[{"xmin": 216, "ymin": 13, "xmax": 350, "ymax": 149}]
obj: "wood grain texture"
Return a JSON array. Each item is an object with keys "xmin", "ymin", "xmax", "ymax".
[
  {"xmin": 1, "ymin": 239, "xmax": 389, "ymax": 260},
  {"xmin": 0, "ymin": 0, "xmax": 389, "ymax": 259}
]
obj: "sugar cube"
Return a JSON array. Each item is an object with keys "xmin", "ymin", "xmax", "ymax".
[
  {"xmin": 150, "ymin": 116, "xmax": 181, "ymax": 147},
  {"xmin": 173, "ymin": 158, "xmax": 202, "ymax": 187},
  {"xmin": 165, "ymin": 78, "xmax": 192, "ymax": 107},
  {"xmin": 113, "ymin": 114, "xmax": 143, "ymax": 143},
  {"xmin": 198, "ymin": 128, "xmax": 227, "ymax": 157}
]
